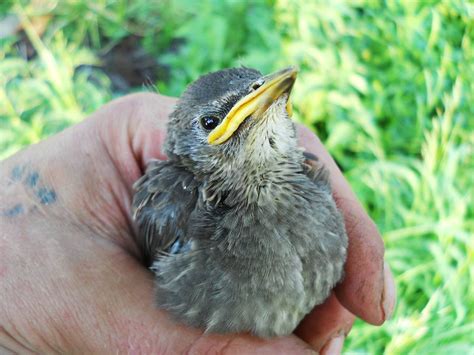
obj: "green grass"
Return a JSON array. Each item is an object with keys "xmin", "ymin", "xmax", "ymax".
[{"xmin": 1, "ymin": 1, "xmax": 473, "ymax": 353}]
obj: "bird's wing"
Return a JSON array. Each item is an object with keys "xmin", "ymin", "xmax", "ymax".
[{"xmin": 132, "ymin": 160, "xmax": 199, "ymax": 266}]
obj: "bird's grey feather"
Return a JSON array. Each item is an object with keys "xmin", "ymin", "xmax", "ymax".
[
  {"xmin": 132, "ymin": 67, "xmax": 348, "ymax": 337},
  {"xmin": 132, "ymin": 161, "xmax": 199, "ymax": 265}
]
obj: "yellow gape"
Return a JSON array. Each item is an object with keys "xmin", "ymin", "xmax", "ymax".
[{"xmin": 208, "ymin": 67, "xmax": 297, "ymax": 145}]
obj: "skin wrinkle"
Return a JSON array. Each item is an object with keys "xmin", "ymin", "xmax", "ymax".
[
  {"xmin": 71, "ymin": 131, "xmax": 126, "ymax": 242},
  {"xmin": 295, "ymin": 293, "xmax": 354, "ymax": 351},
  {"xmin": 65, "ymin": 250, "xmax": 127, "ymax": 352},
  {"xmin": 54, "ymin": 310, "xmax": 86, "ymax": 353},
  {"xmin": 183, "ymin": 332, "xmax": 209, "ymax": 355},
  {"xmin": 0, "ymin": 325, "xmax": 35, "ymax": 354},
  {"xmin": 112, "ymin": 307, "xmax": 194, "ymax": 354},
  {"xmin": 7, "ymin": 246, "xmax": 70, "ymax": 353},
  {"xmin": 29, "ymin": 297, "xmax": 79, "ymax": 353},
  {"xmin": 0, "ymin": 345, "xmax": 18, "ymax": 355},
  {"xmin": 13, "ymin": 319, "xmax": 58, "ymax": 355},
  {"xmin": 94, "ymin": 125, "xmax": 139, "ymax": 254},
  {"xmin": 216, "ymin": 336, "xmax": 240, "ymax": 355},
  {"xmin": 185, "ymin": 334, "xmax": 314, "ymax": 355},
  {"xmin": 113, "ymin": 319, "xmax": 156, "ymax": 354},
  {"xmin": 35, "ymin": 326, "xmax": 64, "ymax": 355},
  {"xmin": 64, "ymin": 155, "xmax": 131, "ymax": 251},
  {"xmin": 321, "ymin": 335, "xmax": 344, "ymax": 355}
]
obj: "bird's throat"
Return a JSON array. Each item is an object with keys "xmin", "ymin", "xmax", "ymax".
[{"xmin": 204, "ymin": 145, "xmax": 304, "ymax": 207}]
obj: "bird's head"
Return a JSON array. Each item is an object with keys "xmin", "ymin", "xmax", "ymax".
[{"xmin": 165, "ymin": 67, "xmax": 300, "ymax": 183}]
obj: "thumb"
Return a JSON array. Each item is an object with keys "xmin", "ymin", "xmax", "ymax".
[{"xmin": 92, "ymin": 93, "xmax": 176, "ymax": 187}]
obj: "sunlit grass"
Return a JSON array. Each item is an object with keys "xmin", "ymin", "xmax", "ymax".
[{"xmin": 1, "ymin": 1, "xmax": 472, "ymax": 353}]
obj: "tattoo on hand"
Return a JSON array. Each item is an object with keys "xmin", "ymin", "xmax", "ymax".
[
  {"xmin": 25, "ymin": 171, "xmax": 39, "ymax": 188},
  {"xmin": 1, "ymin": 164, "xmax": 57, "ymax": 217},
  {"xmin": 2, "ymin": 204, "xmax": 25, "ymax": 217},
  {"xmin": 11, "ymin": 165, "xmax": 24, "ymax": 182},
  {"xmin": 36, "ymin": 187, "xmax": 57, "ymax": 205}
]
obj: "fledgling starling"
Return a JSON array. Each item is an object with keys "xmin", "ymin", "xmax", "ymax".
[{"xmin": 132, "ymin": 67, "xmax": 348, "ymax": 337}]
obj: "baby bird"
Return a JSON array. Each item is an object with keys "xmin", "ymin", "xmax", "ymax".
[{"xmin": 132, "ymin": 67, "xmax": 348, "ymax": 337}]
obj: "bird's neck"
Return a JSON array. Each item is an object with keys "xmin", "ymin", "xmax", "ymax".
[{"xmin": 202, "ymin": 149, "xmax": 305, "ymax": 206}]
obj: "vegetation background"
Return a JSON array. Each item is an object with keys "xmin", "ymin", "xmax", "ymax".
[{"xmin": 1, "ymin": 0, "xmax": 473, "ymax": 353}]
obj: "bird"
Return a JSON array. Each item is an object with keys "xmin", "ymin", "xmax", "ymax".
[{"xmin": 132, "ymin": 66, "xmax": 348, "ymax": 337}]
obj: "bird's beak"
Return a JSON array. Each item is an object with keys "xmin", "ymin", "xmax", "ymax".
[{"xmin": 208, "ymin": 67, "xmax": 298, "ymax": 145}]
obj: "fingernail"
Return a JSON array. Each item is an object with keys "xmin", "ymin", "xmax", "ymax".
[
  {"xmin": 321, "ymin": 335, "xmax": 344, "ymax": 355},
  {"xmin": 382, "ymin": 261, "xmax": 396, "ymax": 320}
]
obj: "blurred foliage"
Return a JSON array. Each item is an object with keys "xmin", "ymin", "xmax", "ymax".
[{"xmin": 0, "ymin": 0, "xmax": 473, "ymax": 353}]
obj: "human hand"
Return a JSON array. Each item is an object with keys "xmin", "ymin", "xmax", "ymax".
[{"xmin": 0, "ymin": 93, "xmax": 395, "ymax": 354}]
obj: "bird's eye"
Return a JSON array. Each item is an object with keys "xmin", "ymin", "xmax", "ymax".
[
  {"xmin": 200, "ymin": 116, "xmax": 221, "ymax": 130},
  {"xmin": 250, "ymin": 79, "xmax": 264, "ymax": 92}
]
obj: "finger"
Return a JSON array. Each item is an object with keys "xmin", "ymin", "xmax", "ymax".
[
  {"xmin": 90, "ymin": 92, "xmax": 176, "ymax": 186},
  {"xmin": 297, "ymin": 125, "xmax": 396, "ymax": 325},
  {"xmin": 127, "ymin": 93, "xmax": 176, "ymax": 166},
  {"xmin": 295, "ymin": 293, "xmax": 355, "ymax": 353}
]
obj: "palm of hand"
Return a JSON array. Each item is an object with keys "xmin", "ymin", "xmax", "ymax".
[{"xmin": 0, "ymin": 93, "xmax": 394, "ymax": 354}]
